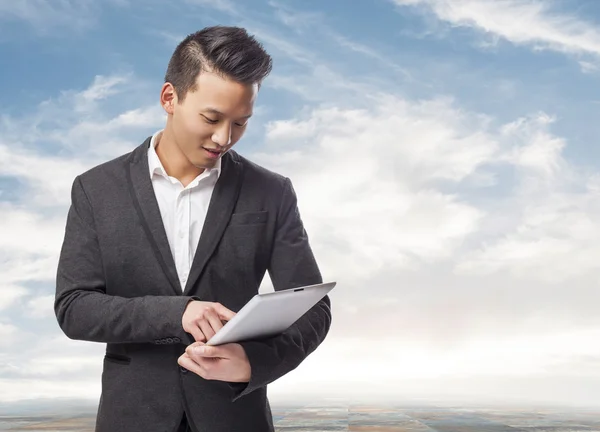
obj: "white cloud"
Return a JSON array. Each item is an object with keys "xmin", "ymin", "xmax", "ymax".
[
  {"xmin": 251, "ymin": 95, "xmax": 498, "ymax": 279},
  {"xmin": 1, "ymin": 335, "xmax": 103, "ymax": 377},
  {"xmin": 503, "ymin": 116, "xmax": 566, "ymax": 177},
  {"xmin": 20, "ymin": 355, "xmax": 101, "ymax": 378},
  {"xmin": 25, "ymin": 295, "xmax": 56, "ymax": 319},
  {"xmin": 0, "ymin": 147, "xmax": 89, "ymax": 207},
  {"xmin": 0, "ymin": 285, "xmax": 28, "ymax": 311},
  {"xmin": 454, "ymin": 114, "xmax": 600, "ymax": 283},
  {"xmin": 455, "ymin": 191, "xmax": 600, "ymax": 282},
  {"xmin": 0, "ymin": 206, "xmax": 65, "ymax": 277},
  {"xmin": 267, "ymin": 326, "xmax": 600, "ymax": 406},
  {"xmin": 0, "ymin": 336, "xmax": 110, "ymax": 401},
  {"xmin": 393, "ymin": 0, "xmax": 600, "ymax": 59},
  {"xmin": 1, "ymin": 254, "xmax": 61, "ymax": 285},
  {"xmin": 50, "ymin": 104, "xmax": 165, "ymax": 159},
  {"xmin": 298, "ymin": 327, "xmax": 600, "ymax": 381},
  {"xmin": 245, "ymin": 88, "xmax": 600, "ymax": 366},
  {"xmin": 0, "ymin": 323, "xmax": 19, "ymax": 348},
  {"xmin": 262, "ymin": 96, "xmax": 499, "ymax": 185},
  {"xmin": 0, "ymin": 378, "xmax": 100, "ymax": 402}
]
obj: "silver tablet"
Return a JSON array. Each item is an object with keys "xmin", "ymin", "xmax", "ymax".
[{"xmin": 205, "ymin": 281, "xmax": 336, "ymax": 346}]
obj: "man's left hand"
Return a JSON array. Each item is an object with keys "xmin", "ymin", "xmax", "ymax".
[{"xmin": 178, "ymin": 342, "xmax": 251, "ymax": 383}]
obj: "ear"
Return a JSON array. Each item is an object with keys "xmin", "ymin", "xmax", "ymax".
[{"xmin": 160, "ymin": 82, "xmax": 177, "ymax": 114}]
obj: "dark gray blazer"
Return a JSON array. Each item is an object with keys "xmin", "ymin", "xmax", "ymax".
[{"xmin": 54, "ymin": 137, "xmax": 332, "ymax": 432}]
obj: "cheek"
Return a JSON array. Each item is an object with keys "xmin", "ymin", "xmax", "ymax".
[
  {"xmin": 231, "ymin": 127, "xmax": 247, "ymax": 143},
  {"xmin": 176, "ymin": 111, "xmax": 209, "ymax": 136},
  {"xmin": 191, "ymin": 122, "xmax": 213, "ymax": 138},
  {"xmin": 179, "ymin": 113, "xmax": 196, "ymax": 132}
]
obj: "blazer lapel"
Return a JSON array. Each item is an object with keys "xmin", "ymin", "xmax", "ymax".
[
  {"xmin": 127, "ymin": 138, "xmax": 182, "ymax": 296},
  {"xmin": 183, "ymin": 151, "xmax": 244, "ymax": 295}
]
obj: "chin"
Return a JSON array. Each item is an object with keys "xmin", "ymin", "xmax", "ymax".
[{"xmin": 192, "ymin": 159, "xmax": 214, "ymax": 169}]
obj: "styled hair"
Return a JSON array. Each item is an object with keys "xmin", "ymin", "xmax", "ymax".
[{"xmin": 165, "ymin": 25, "xmax": 273, "ymax": 102}]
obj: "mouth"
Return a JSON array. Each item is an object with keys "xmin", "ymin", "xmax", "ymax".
[{"xmin": 202, "ymin": 147, "xmax": 222, "ymax": 159}]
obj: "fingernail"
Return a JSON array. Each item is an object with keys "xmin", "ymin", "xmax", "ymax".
[{"xmin": 193, "ymin": 346, "xmax": 205, "ymax": 354}]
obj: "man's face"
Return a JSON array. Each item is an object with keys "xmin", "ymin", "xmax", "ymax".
[{"xmin": 168, "ymin": 70, "xmax": 257, "ymax": 170}]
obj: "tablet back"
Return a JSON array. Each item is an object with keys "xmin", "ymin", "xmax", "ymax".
[{"xmin": 206, "ymin": 281, "xmax": 336, "ymax": 346}]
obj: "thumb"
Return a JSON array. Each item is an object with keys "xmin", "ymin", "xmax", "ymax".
[
  {"xmin": 191, "ymin": 344, "xmax": 223, "ymax": 358},
  {"xmin": 185, "ymin": 341, "xmax": 205, "ymax": 355}
]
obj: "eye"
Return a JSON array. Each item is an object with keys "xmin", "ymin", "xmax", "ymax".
[
  {"xmin": 234, "ymin": 122, "xmax": 247, "ymax": 127},
  {"xmin": 201, "ymin": 115, "xmax": 218, "ymax": 124}
]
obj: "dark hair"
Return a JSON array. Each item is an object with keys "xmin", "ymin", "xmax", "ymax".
[{"xmin": 165, "ymin": 25, "xmax": 273, "ymax": 102}]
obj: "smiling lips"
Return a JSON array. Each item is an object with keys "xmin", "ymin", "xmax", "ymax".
[{"xmin": 202, "ymin": 147, "xmax": 222, "ymax": 159}]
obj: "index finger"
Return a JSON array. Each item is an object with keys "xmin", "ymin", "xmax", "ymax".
[
  {"xmin": 211, "ymin": 303, "xmax": 235, "ymax": 321},
  {"xmin": 203, "ymin": 307, "xmax": 225, "ymax": 335}
]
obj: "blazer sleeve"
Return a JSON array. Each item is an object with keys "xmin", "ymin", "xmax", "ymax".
[
  {"xmin": 54, "ymin": 176, "xmax": 196, "ymax": 344},
  {"xmin": 233, "ymin": 176, "xmax": 333, "ymax": 401}
]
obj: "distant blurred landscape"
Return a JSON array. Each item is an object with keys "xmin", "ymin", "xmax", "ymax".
[{"xmin": 1, "ymin": 399, "xmax": 599, "ymax": 431}]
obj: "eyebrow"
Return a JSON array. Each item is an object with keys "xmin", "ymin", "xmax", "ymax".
[{"xmin": 203, "ymin": 107, "xmax": 253, "ymax": 119}]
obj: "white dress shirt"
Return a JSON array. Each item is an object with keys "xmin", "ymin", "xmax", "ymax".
[{"xmin": 148, "ymin": 130, "xmax": 221, "ymax": 290}]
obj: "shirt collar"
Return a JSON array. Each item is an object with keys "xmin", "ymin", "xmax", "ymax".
[{"xmin": 148, "ymin": 129, "xmax": 222, "ymax": 180}]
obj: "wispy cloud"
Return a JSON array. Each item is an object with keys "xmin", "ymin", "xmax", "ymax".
[
  {"xmin": 579, "ymin": 60, "xmax": 600, "ymax": 74},
  {"xmin": 183, "ymin": 0, "xmax": 240, "ymax": 16},
  {"xmin": 326, "ymin": 32, "xmax": 412, "ymax": 78},
  {"xmin": 267, "ymin": 0, "xmax": 324, "ymax": 31},
  {"xmin": 74, "ymin": 74, "xmax": 130, "ymax": 111},
  {"xmin": 0, "ymin": 0, "xmax": 131, "ymax": 36},
  {"xmin": 268, "ymin": 1, "xmax": 412, "ymax": 79},
  {"xmin": 393, "ymin": 0, "xmax": 600, "ymax": 61},
  {"xmin": 0, "ymin": 0, "xmax": 95, "ymax": 33}
]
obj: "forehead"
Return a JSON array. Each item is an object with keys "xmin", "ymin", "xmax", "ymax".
[{"xmin": 184, "ymin": 71, "xmax": 257, "ymax": 116}]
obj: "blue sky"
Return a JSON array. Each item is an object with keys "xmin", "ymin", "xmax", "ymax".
[{"xmin": 2, "ymin": 0, "xmax": 600, "ymax": 407}]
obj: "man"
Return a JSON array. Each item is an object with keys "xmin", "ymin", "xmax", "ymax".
[{"xmin": 54, "ymin": 25, "xmax": 332, "ymax": 432}]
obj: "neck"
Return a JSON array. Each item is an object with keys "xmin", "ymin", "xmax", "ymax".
[{"xmin": 155, "ymin": 127, "xmax": 203, "ymax": 186}]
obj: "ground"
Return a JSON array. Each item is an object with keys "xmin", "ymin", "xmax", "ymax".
[{"xmin": 1, "ymin": 404, "xmax": 599, "ymax": 431}]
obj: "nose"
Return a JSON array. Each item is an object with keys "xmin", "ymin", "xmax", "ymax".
[{"xmin": 211, "ymin": 123, "xmax": 232, "ymax": 148}]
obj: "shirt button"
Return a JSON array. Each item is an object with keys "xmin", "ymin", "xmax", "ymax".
[{"xmin": 179, "ymin": 231, "xmax": 185, "ymax": 238}]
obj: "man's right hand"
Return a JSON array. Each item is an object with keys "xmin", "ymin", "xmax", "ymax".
[{"xmin": 182, "ymin": 301, "xmax": 236, "ymax": 343}]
